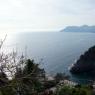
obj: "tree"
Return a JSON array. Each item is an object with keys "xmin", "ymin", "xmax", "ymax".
[
  {"xmin": 12, "ymin": 59, "xmax": 46, "ymax": 95},
  {"xmin": 0, "ymin": 35, "xmax": 46, "ymax": 95}
]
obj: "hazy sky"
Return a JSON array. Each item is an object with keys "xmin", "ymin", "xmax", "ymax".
[{"xmin": 0, "ymin": 0, "xmax": 95, "ymax": 33}]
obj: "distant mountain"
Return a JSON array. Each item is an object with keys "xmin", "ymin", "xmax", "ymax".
[{"xmin": 61, "ymin": 25, "xmax": 95, "ymax": 32}]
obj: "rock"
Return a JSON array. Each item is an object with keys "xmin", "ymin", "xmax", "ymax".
[{"xmin": 70, "ymin": 46, "xmax": 95, "ymax": 74}]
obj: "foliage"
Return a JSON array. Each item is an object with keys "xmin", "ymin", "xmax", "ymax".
[
  {"xmin": 56, "ymin": 85, "xmax": 93, "ymax": 95},
  {"xmin": 44, "ymin": 80, "xmax": 56, "ymax": 89},
  {"xmin": 0, "ymin": 50, "xmax": 46, "ymax": 95},
  {"xmin": 11, "ymin": 59, "xmax": 45, "ymax": 95}
]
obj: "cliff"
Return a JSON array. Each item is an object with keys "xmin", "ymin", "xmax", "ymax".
[{"xmin": 70, "ymin": 46, "xmax": 95, "ymax": 74}]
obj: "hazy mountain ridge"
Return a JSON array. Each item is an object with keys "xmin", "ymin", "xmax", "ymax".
[{"xmin": 61, "ymin": 25, "xmax": 95, "ymax": 32}]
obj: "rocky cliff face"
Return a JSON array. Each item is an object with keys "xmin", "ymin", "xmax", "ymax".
[{"xmin": 70, "ymin": 46, "xmax": 95, "ymax": 74}]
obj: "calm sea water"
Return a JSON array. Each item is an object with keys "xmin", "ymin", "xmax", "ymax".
[{"xmin": 3, "ymin": 32, "xmax": 95, "ymax": 83}]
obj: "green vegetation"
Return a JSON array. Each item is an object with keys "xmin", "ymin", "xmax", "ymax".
[
  {"xmin": 1, "ymin": 57, "xmax": 91, "ymax": 95},
  {"xmin": 56, "ymin": 85, "xmax": 93, "ymax": 95},
  {"xmin": 0, "ymin": 58, "xmax": 46, "ymax": 95}
]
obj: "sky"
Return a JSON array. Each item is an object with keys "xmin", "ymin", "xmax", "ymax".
[{"xmin": 0, "ymin": 0, "xmax": 95, "ymax": 33}]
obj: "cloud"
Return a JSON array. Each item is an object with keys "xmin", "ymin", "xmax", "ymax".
[{"xmin": 0, "ymin": 0, "xmax": 95, "ymax": 32}]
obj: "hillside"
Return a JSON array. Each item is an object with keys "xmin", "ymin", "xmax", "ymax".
[
  {"xmin": 70, "ymin": 46, "xmax": 95, "ymax": 74},
  {"xmin": 61, "ymin": 25, "xmax": 95, "ymax": 32}
]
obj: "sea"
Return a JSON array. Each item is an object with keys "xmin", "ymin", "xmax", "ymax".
[{"xmin": 2, "ymin": 32, "xmax": 95, "ymax": 84}]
